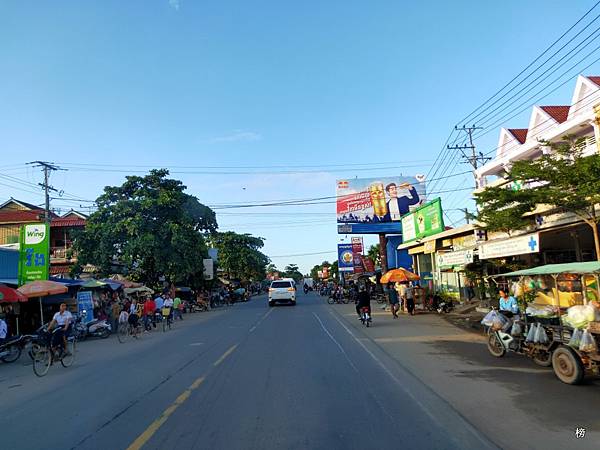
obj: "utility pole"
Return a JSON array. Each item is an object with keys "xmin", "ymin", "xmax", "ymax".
[
  {"xmin": 27, "ymin": 161, "xmax": 66, "ymax": 223},
  {"xmin": 447, "ymin": 125, "xmax": 490, "ymax": 178}
]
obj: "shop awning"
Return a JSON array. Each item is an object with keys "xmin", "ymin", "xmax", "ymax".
[{"xmin": 497, "ymin": 262, "xmax": 600, "ymax": 277}]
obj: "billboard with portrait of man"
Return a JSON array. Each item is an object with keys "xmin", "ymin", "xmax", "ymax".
[{"xmin": 336, "ymin": 176, "xmax": 426, "ymax": 234}]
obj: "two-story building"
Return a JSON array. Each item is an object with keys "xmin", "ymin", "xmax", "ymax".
[
  {"xmin": 0, "ymin": 198, "xmax": 87, "ymax": 276},
  {"xmin": 472, "ymin": 75, "xmax": 600, "ymax": 267}
]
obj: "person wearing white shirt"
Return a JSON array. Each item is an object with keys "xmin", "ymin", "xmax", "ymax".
[{"xmin": 47, "ymin": 303, "xmax": 73, "ymax": 350}]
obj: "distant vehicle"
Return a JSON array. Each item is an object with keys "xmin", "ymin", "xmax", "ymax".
[
  {"xmin": 302, "ymin": 278, "xmax": 314, "ymax": 289},
  {"xmin": 268, "ymin": 280, "xmax": 296, "ymax": 307}
]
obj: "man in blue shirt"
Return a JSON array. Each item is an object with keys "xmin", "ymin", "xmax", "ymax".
[
  {"xmin": 154, "ymin": 294, "xmax": 164, "ymax": 312},
  {"xmin": 499, "ymin": 290, "xmax": 519, "ymax": 314}
]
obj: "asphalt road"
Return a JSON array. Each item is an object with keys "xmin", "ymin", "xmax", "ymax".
[{"xmin": 2, "ymin": 292, "xmax": 495, "ymax": 450}]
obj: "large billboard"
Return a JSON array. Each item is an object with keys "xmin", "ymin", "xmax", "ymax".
[{"xmin": 336, "ymin": 176, "xmax": 426, "ymax": 234}]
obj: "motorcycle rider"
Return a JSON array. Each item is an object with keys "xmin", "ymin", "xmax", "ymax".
[
  {"xmin": 499, "ymin": 289, "xmax": 519, "ymax": 316},
  {"xmin": 0, "ymin": 314, "xmax": 7, "ymax": 345},
  {"xmin": 355, "ymin": 285, "xmax": 371, "ymax": 320}
]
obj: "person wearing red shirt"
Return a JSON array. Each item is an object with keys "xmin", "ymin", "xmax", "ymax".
[{"xmin": 143, "ymin": 296, "xmax": 156, "ymax": 330}]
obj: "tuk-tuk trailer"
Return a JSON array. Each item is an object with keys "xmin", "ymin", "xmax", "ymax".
[{"xmin": 491, "ymin": 262, "xmax": 600, "ymax": 385}]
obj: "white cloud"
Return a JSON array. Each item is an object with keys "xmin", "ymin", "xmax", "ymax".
[
  {"xmin": 207, "ymin": 130, "xmax": 262, "ymax": 144},
  {"xmin": 169, "ymin": 0, "xmax": 180, "ymax": 11}
]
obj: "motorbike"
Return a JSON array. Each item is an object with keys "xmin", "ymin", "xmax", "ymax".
[
  {"xmin": 0, "ymin": 334, "xmax": 33, "ymax": 363},
  {"xmin": 437, "ymin": 298, "xmax": 454, "ymax": 314},
  {"xmin": 360, "ymin": 307, "xmax": 372, "ymax": 327},
  {"xmin": 486, "ymin": 311, "xmax": 552, "ymax": 367},
  {"xmin": 74, "ymin": 312, "xmax": 111, "ymax": 340}
]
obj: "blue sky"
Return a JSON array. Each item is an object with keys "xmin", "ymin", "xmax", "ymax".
[{"xmin": 1, "ymin": 1, "xmax": 598, "ymax": 273}]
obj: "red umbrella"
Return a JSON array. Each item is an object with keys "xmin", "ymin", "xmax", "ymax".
[{"xmin": 0, "ymin": 285, "xmax": 28, "ymax": 303}]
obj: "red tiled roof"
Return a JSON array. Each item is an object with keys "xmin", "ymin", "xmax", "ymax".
[
  {"xmin": 50, "ymin": 265, "xmax": 72, "ymax": 274},
  {"xmin": 0, "ymin": 210, "xmax": 45, "ymax": 223},
  {"xmin": 508, "ymin": 128, "xmax": 528, "ymax": 144},
  {"xmin": 540, "ymin": 105, "xmax": 570, "ymax": 123},
  {"xmin": 50, "ymin": 218, "xmax": 86, "ymax": 228},
  {"xmin": 586, "ymin": 76, "xmax": 600, "ymax": 86}
]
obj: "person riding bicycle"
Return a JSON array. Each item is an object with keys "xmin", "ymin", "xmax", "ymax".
[
  {"xmin": 163, "ymin": 293, "xmax": 174, "ymax": 322},
  {"xmin": 47, "ymin": 303, "xmax": 73, "ymax": 352},
  {"xmin": 355, "ymin": 286, "xmax": 371, "ymax": 319},
  {"xmin": 128, "ymin": 299, "xmax": 141, "ymax": 328}
]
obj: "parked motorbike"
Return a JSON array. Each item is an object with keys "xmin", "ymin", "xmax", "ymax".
[
  {"xmin": 360, "ymin": 307, "xmax": 372, "ymax": 327},
  {"xmin": 0, "ymin": 335, "xmax": 33, "ymax": 363},
  {"xmin": 74, "ymin": 311, "xmax": 111, "ymax": 340},
  {"xmin": 437, "ymin": 298, "xmax": 454, "ymax": 314}
]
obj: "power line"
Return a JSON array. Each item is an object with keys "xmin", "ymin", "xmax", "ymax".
[
  {"xmin": 457, "ymin": 1, "xmax": 600, "ymax": 126},
  {"xmin": 269, "ymin": 251, "xmax": 337, "ymax": 258}
]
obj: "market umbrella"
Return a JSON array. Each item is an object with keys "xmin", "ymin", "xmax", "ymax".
[
  {"xmin": 17, "ymin": 280, "xmax": 69, "ymax": 327},
  {"xmin": 0, "ymin": 285, "xmax": 29, "ymax": 303},
  {"xmin": 380, "ymin": 268, "xmax": 420, "ymax": 284},
  {"xmin": 17, "ymin": 280, "xmax": 69, "ymax": 298},
  {"xmin": 0, "ymin": 285, "xmax": 28, "ymax": 335}
]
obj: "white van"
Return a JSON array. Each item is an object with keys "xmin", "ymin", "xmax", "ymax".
[{"xmin": 268, "ymin": 279, "xmax": 296, "ymax": 307}]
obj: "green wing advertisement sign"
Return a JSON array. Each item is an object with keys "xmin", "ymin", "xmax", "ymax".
[
  {"xmin": 18, "ymin": 223, "xmax": 50, "ymax": 285},
  {"xmin": 401, "ymin": 198, "xmax": 444, "ymax": 243}
]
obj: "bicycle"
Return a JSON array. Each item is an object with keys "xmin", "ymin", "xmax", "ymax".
[
  {"xmin": 117, "ymin": 319, "xmax": 143, "ymax": 343},
  {"xmin": 162, "ymin": 307, "xmax": 172, "ymax": 332},
  {"xmin": 30, "ymin": 328, "xmax": 76, "ymax": 377}
]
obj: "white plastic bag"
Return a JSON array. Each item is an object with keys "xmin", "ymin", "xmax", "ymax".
[
  {"xmin": 536, "ymin": 325, "xmax": 549, "ymax": 344},
  {"xmin": 526, "ymin": 323, "xmax": 537, "ymax": 342},
  {"xmin": 481, "ymin": 310, "xmax": 499, "ymax": 327},
  {"xmin": 579, "ymin": 329, "xmax": 598, "ymax": 353},
  {"xmin": 510, "ymin": 321, "xmax": 523, "ymax": 336},
  {"xmin": 568, "ymin": 328, "xmax": 582, "ymax": 348},
  {"xmin": 491, "ymin": 314, "xmax": 509, "ymax": 331}
]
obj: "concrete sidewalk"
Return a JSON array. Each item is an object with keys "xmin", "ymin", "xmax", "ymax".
[{"xmin": 328, "ymin": 302, "xmax": 600, "ymax": 450}]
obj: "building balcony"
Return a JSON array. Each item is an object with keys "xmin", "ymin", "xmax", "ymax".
[{"xmin": 50, "ymin": 247, "xmax": 78, "ymax": 262}]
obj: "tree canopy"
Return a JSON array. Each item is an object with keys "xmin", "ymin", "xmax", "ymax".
[
  {"xmin": 475, "ymin": 136, "xmax": 600, "ymax": 259},
  {"xmin": 75, "ymin": 169, "xmax": 217, "ymax": 286},
  {"xmin": 209, "ymin": 231, "xmax": 270, "ymax": 281}
]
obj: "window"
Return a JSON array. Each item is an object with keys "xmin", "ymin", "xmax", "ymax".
[{"xmin": 271, "ymin": 281, "xmax": 292, "ymax": 288}]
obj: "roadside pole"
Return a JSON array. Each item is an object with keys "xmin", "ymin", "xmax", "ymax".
[{"xmin": 378, "ymin": 233, "xmax": 388, "ymax": 273}]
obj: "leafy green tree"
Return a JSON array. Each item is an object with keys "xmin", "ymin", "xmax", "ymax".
[
  {"xmin": 367, "ymin": 244, "xmax": 381, "ymax": 267},
  {"xmin": 210, "ymin": 232, "xmax": 270, "ymax": 281},
  {"xmin": 283, "ymin": 263, "xmax": 303, "ymax": 281},
  {"xmin": 475, "ymin": 136, "xmax": 600, "ymax": 259},
  {"xmin": 75, "ymin": 169, "xmax": 216, "ymax": 286}
]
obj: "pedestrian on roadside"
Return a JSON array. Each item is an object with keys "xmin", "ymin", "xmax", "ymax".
[
  {"xmin": 388, "ymin": 283, "xmax": 400, "ymax": 319},
  {"xmin": 143, "ymin": 296, "xmax": 156, "ymax": 329},
  {"xmin": 173, "ymin": 296, "xmax": 183, "ymax": 321},
  {"xmin": 405, "ymin": 283, "xmax": 416, "ymax": 316},
  {"xmin": 111, "ymin": 300, "xmax": 121, "ymax": 334},
  {"xmin": 154, "ymin": 293, "xmax": 164, "ymax": 312}
]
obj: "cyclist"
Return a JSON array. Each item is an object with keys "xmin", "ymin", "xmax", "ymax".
[
  {"xmin": 128, "ymin": 299, "xmax": 141, "ymax": 336},
  {"xmin": 163, "ymin": 293, "xmax": 174, "ymax": 323},
  {"xmin": 47, "ymin": 303, "xmax": 73, "ymax": 353},
  {"xmin": 355, "ymin": 286, "xmax": 371, "ymax": 320}
]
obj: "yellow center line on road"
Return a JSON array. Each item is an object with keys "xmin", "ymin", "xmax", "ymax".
[
  {"xmin": 126, "ymin": 375, "xmax": 206, "ymax": 450},
  {"xmin": 213, "ymin": 344, "xmax": 238, "ymax": 366}
]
